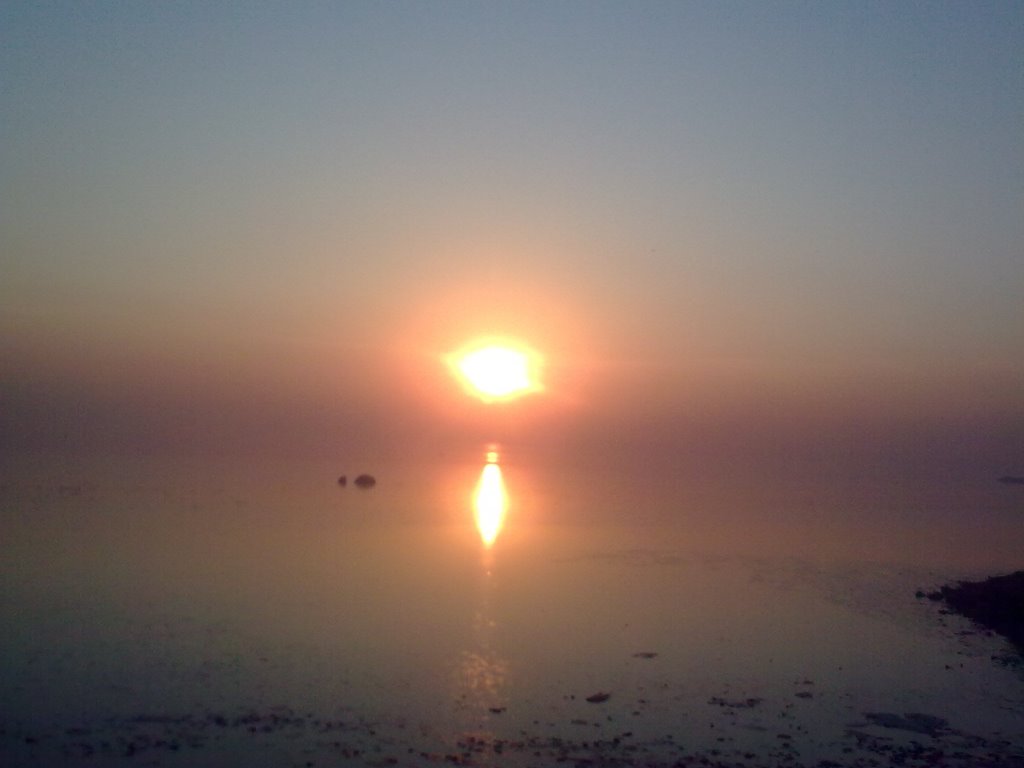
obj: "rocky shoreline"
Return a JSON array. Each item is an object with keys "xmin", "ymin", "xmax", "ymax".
[{"xmin": 924, "ymin": 570, "xmax": 1024, "ymax": 654}]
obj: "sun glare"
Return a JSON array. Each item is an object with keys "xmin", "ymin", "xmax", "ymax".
[
  {"xmin": 449, "ymin": 340, "xmax": 543, "ymax": 402},
  {"xmin": 473, "ymin": 459, "xmax": 507, "ymax": 548}
]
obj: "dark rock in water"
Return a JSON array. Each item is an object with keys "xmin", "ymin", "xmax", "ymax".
[
  {"xmin": 928, "ymin": 571, "xmax": 1024, "ymax": 653},
  {"xmin": 864, "ymin": 712, "xmax": 948, "ymax": 736},
  {"xmin": 997, "ymin": 475, "xmax": 1024, "ymax": 485},
  {"xmin": 585, "ymin": 692, "xmax": 610, "ymax": 703},
  {"xmin": 337, "ymin": 475, "xmax": 347, "ymax": 487},
  {"xmin": 354, "ymin": 474, "xmax": 376, "ymax": 489},
  {"xmin": 708, "ymin": 696, "xmax": 763, "ymax": 709}
]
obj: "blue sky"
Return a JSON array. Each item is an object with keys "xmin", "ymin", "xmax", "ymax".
[{"xmin": 2, "ymin": 2, "xmax": 1021, "ymax": 469}]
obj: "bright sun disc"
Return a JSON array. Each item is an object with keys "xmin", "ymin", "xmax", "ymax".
[{"xmin": 449, "ymin": 340, "xmax": 543, "ymax": 402}]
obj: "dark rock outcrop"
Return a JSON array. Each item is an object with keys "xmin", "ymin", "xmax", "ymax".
[
  {"xmin": 927, "ymin": 571, "xmax": 1024, "ymax": 653},
  {"xmin": 353, "ymin": 474, "xmax": 376, "ymax": 489}
]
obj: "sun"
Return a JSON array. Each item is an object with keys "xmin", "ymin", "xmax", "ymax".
[{"xmin": 449, "ymin": 339, "xmax": 543, "ymax": 402}]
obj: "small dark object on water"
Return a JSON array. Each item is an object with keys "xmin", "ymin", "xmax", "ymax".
[
  {"xmin": 997, "ymin": 475, "xmax": 1024, "ymax": 485},
  {"xmin": 337, "ymin": 475, "xmax": 347, "ymax": 487},
  {"xmin": 585, "ymin": 692, "xmax": 610, "ymax": 703},
  {"xmin": 926, "ymin": 571, "xmax": 1024, "ymax": 653},
  {"xmin": 632, "ymin": 651, "xmax": 658, "ymax": 659},
  {"xmin": 488, "ymin": 707, "xmax": 506, "ymax": 714},
  {"xmin": 354, "ymin": 474, "xmax": 376, "ymax": 489}
]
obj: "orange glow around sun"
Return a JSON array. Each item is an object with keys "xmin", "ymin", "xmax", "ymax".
[{"xmin": 448, "ymin": 338, "xmax": 544, "ymax": 402}]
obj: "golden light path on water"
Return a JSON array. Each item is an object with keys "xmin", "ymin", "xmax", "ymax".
[{"xmin": 473, "ymin": 450, "xmax": 507, "ymax": 548}]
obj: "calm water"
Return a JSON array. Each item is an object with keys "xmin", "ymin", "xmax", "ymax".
[{"xmin": 2, "ymin": 451, "xmax": 1023, "ymax": 766}]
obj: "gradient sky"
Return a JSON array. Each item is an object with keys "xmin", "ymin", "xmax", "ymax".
[{"xmin": 2, "ymin": 2, "xmax": 1022, "ymax": 474}]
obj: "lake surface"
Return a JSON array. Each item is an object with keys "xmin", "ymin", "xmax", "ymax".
[{"xmin": 2, "ymin": 450, "xmax": 1023, "ymax": 766}]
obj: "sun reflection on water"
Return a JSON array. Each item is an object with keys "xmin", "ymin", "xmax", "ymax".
[
  {"xmin": 456, "ymin": 451, "xmax": 512, "ymax": 729},
  {"xmin": 473, "ymin": 452, "xmax": 507, "ymax": 548}
]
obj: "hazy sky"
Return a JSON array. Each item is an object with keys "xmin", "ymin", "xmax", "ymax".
[{"xmin": 2, "ymin": 2, "xmax": 1022, "ymax": 473}]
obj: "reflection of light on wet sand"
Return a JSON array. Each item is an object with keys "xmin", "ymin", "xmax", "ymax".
[
  {"xmin": 453, "ymin": 567, "xmax": 510, "ymax": 727},
  {"xmin": 455, "ymin": 644, "xmax": 508, "ymax": 711},
  {"xmin": 473, "ymin": 460, "xmax": 507, "ymax": 548}
]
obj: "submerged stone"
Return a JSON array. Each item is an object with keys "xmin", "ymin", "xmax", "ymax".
[{"xmin": 864, "ymin": 712, "xmax": 948, "ymax": 736}]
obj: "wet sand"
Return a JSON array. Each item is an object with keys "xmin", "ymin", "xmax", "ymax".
[{"xmin": 3, "ymin": 691, "xmax": 1023, "ymax": 767}]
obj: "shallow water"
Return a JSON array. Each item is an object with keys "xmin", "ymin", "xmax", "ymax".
[{"xmin": 2, "ymin": 452, "xmax": 1023, "ymax": 766}]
